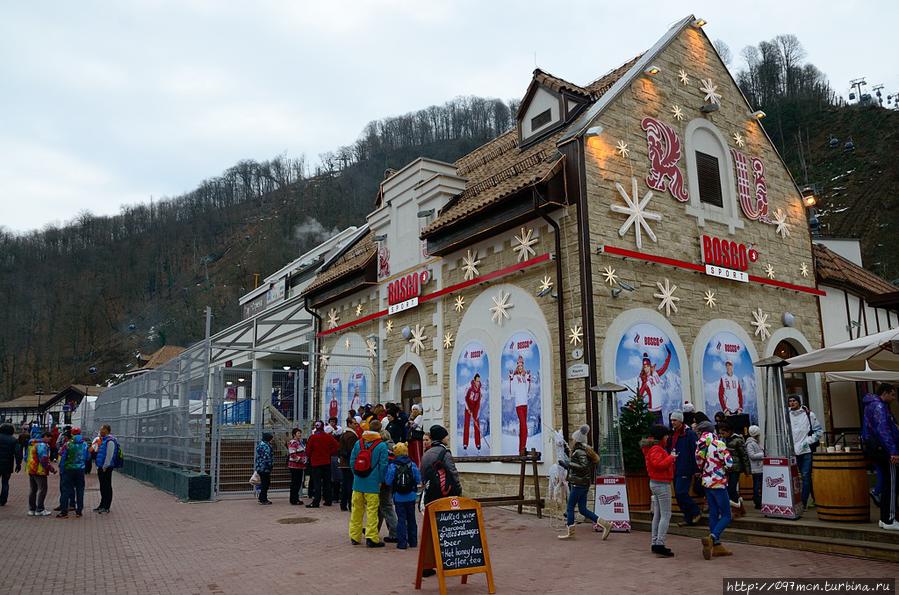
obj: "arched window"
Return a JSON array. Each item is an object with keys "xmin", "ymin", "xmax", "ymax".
[
  {"xmin": 400, "ymin": 365, "xmax": 421, "ymax": 413},
  {"xmin": 774, "ymin": 340, "xmax": 809, "ymax": 403},
  {"xmin": 684, "ymin": 119, "xmax": 744, "ymax": 234}
]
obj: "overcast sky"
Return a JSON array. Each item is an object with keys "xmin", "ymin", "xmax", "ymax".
[{"xmin": 2, "ymin": 0, "xmax": 896, "ymax": 233}]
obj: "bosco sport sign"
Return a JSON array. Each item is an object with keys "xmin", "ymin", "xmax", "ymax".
[
  {"xmin": 701, "ymin": 234, "xmax": 759, "ymax": 283},
  {"xmin": 387, "ymin": 269, "xmax": 431, "ymax": 315}
]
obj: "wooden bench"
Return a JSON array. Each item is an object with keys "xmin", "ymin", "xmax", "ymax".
[{"xmin": 455, "ymin": 448, "xmax": 545, "ymax": 518}]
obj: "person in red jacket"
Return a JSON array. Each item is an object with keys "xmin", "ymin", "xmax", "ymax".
[
  {"xmin": 306, "ymin": 420, "xmax": 339, "ymax": 508},
  {"xmin": 462, "ymin": 374, "xmax": 483, "ymax": 450},
  {"xmin": 641, "ymin": 425, "xmax": 676, "ymax": 557}
]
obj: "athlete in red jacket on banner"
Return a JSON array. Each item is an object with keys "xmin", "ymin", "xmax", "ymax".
[
  {"xmin": 637, "ymin": 348, "xmax": 671, "ymax": 413},
  {"xmin": 718, "ymin": 360, "xmax": 744, "ymax": 415},
  {"xmin": 509, "ymin": 356, "xmax": 531, "ymax": 454},
  {"xmin": 462, "ymin": 374, "xmax": 483, "ymax": 450}
]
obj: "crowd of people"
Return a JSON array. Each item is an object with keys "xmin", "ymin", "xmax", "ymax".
[{"xmin": 0, "ymin": 421, "xmax": 122, "ymax": 517}]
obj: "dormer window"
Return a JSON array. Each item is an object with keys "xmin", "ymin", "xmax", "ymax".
[
  {"xmin": 684, "ymin": 119, "xmax": 744, "ymax": 233},
  {"xmin": 531, "ymin": 109, "xmax": 552, "ymax": 131}
]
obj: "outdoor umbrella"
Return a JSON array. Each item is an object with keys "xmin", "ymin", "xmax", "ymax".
[
  {"xmin": 785, "ymin": 328, "xmax": 899, "ymax": 373},
  {"xmin": 824, "ymin": 364, "xmax": 899, "ymax": 383}
]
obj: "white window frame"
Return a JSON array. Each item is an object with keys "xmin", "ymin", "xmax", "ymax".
[{"xmin": 684, "ymin": 119, "xmax": 744, "ymax": 234}]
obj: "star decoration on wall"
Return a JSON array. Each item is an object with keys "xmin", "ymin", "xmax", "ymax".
[
  {"xmin": 355, "ymin": 304, "xmax": 364, "ymax": 316},
  {"xmin": 704, "ymin": 289, "xmax": 717, "ymax": 309},
  {"xmin": 615, "ymin": 140, "xmax": 630, "ymax": 158},
  {"xmin": 385, "ymin": 319, "xmax": 394, "ymax": 334},
  {"xmin": 462, "ymin": 249, "xmax": 481, "ymax": 281},
  {"xmin": 537, "ymin": 275, "xmax": 553, "ymax": 294},
  {"xmin": 366, "ymin": 338, "xmax": 377, "ymax": 358},
  {"xmin": 699, "ymin": 78, "xmax": 722, "ymax": 104},
  {"xmin": 443, "ymin": 332, "xmax": 454, "ymax": 349},
  {"xmin": 327, "ymin": 308, "xmax": 340, "ymax": 329},
  {"xmin": 320, "ymin": 347, "xmax": 330, "ymax": 368},
  {"xmin": 453, "ymin": 295, "xmax": 465, "ymax": 313},
  {"xmin": 671, "ymin": 104, "xmax": 685, "ymax": 121},
  {"xmin": 772, "ymin": 208, "xmax": 790, "ymax": 239},
  {"xmin": 568, "ymin": 325, "xmax": 583, "ymax": 346},
  {"xmin": 344, "ymin": 337, "xmax": 351, "ymax": 350},
  {"xmin": 512, "ymin": 227, "xmax": 538, "ymax": 262},
  {"xmin": 751, "ymin": 308, "xmax": 772, "ymax": 341},
  {"xmin": 678, "ymin": 69, "xmax": 690, "ymax": 85},
  {"xmin": 611, "ymin": 177, "xmax": 661, "ymax": 249},
  {"xmin": 654, "ymin": 278, "xmax": 680, "ymax": 318},
  {"xmin": 602, "ymin": 266, "xmax": 619, "ymax": 286},
  {"xmin": 489, "ymin": 290, "xmax": 513, "ymax": 326},
  {"xmin": 408, "ymin": 324, "xmax": 427, "ymax": 355},
  {"xmin": 732, "ymin": 132, "xmax": 745, "ymax": 148},
  {"xmin": 765, "ymin": 263, "xmax": 776, "ymax": 279},
  {"xmin": 800, "ymin": 262, "xmax": 810, "ymax": 278}
]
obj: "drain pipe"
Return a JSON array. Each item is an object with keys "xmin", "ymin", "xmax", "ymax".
[
  {"xmin": 534, "ymin": 188, "xmax": 570, "ymax": 441},
  {"xmin": 303, "ymin": 297, "xmax": 323, "ymax": 420}
]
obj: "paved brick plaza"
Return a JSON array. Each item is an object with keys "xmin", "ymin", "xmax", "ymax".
[{"xmin": 1, "ymin": 472, "xmax": 895, "ymax": 594}]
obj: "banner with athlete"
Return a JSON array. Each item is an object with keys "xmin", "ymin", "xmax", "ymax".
[
  {"xmin": 614, "ymin": 322, "xmax": 684, "ymax": 424},
  {"xmin": 454, "ymin": 341, "xmax": 491, "ymax": 455},
  {"xmin": 347, "ymin": 367, "xmax": 368, "ymax": 415},
  {"xmin": 324, "ymin": 372, "xmax": 342, "ymax": 422},
  {"xmin": 701, "ymin": 331, "xmax": 758, "ymax": 423},
  {"xmin": 501, "ymin": 331, "xmax": 543, "ymax": 455}
]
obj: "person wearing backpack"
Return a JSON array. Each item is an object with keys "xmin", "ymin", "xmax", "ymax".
[
  {"xmin": 95, "ymin": 424, "xmax": 120, "ymax": 514},
  {"xmin": 420, "ymin": 425, "xmax": 461, "ymax": 507},
  {"xmin": 57, "ymin": 429, "xmax": 88, "ymax": 518},
  {"xmin": 349, "ymin": 423, "xmax": 389, "ymax": 547},
  {"xmin": 374, "ymin": 419, "xmax": 399, "ymax": 543},
  {"xmin": 385, "ymin": 442, "xmax": 421, "ymax": 549}
]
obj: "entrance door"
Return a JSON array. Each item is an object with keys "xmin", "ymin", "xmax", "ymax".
[
  {"xmin": 775, "ymin": 340, "xmax": 809, "ymax": 401},
  {"xmin": 401, "ymin": 365, "xmax": 421, "ymax": 413}
]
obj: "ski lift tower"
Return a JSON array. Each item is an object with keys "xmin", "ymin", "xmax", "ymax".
[{"xmin": 849, "ymin": 77, "xmax": 866, "ymax": 102}]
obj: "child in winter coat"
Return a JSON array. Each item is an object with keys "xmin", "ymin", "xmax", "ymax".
[
  {"xmin": 718, "ymin": 422, "xmax": 750, "ymax": 517},
  {"xmin": 744, "ymin": 425, "xmax": 765, "ymax": 509},
  {"xmin": 384, "ymin": 442, "xmax": 421, "ymax": 549},
  {"xmin": 695, "ymin": 420, "xmax": 734, "ymax": 559},
  {"xmin": 558, "ymin": 425, "xmax": 612, "ymax": 540},
  {"xmin": 641, "ymin": 425, "xmax": 676, "ymax": 557}
]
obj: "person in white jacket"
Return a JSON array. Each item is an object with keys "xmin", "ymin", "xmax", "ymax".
[
  {"xmin": 744, "ymin": 425, "xmax": 765, "ymax": 509},
  {"xmin": 787, "ymin": 395, "xmax": 823, "ymax": 508}
]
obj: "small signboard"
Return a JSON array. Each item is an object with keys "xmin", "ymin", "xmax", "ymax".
[
  {"xmin": 761, "ymin": 457, "xmax": 802, "ymax": 519},
  {"xmin": 388, "ymin": 296, "xmax": 419, "ymax": 315},
  {"xmin": 416, "ymin": 496, "xmax": 495, "ymax": 595},
  {"xmin": 566, "ymin": 363, "xmax": 589, "ymax": 380},
  {"xmin": 594, "ymin": 475, "xmax": 630, "ymax": 532},
  {"xmin": 704, "ymin": 264, "xmax": 749, "ymax": 283}
]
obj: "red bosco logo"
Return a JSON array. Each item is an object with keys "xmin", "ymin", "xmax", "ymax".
[
  {"xmin": 387, "ymin": 270, "xmax": 430, "ymax": 305},
  {"xmin": 702, "ymin": 234, "xmax": 758, "ymax": 272}
]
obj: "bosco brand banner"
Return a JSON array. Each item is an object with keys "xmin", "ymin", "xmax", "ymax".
[
  {"xmin": 761, "ymin": 457, "xmax": 802, "ymax": 519},
  {"xmin": 455, "ymin": 341, "xmax": 491, "ymax": 456},
  {"xmin": 614, "ymin": 322, "xmax": 684, "ymax": 424},
  {"xmin": 325, "ymin": 373, "xmax": 343, "ymax": 422},
  {"xmin": 594, "ymin": 476, "xmax": 630, "ymax": 532},
  {"xmin": 347, "ymin": 367, "xmax": 368, "ymax": 415},
  {"xmin": 701, "ymin": 331, "xmax": 758, "ymax": 423},
  {"xmin": 500, "ymin": 331, "xmax": 542, "ymax": 456}
]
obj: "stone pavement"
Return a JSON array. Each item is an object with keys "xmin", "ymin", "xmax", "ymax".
[{"xmin": 0, "ymin": 471, "xmax": 896, "ymax": 594}]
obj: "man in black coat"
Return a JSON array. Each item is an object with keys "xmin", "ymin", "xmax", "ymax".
[{"xmin": 0, "ymin": 423, "xmax": 23, "ymax": 506}]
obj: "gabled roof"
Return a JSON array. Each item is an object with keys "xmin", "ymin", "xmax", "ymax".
[
  {"xmin": 139, "ymin": 345, "xmax": 186, "ymax": 370},
  {"xmin": 531, "ymin": 68, "xmax": 591, "ymax": 98},
  {"xmin": 302, "ymin": 232, "xmax": 377, "ymax": 296},
  {"xmin": 814, "ymin": 243, "xmax": 898, "ymax": 298}
]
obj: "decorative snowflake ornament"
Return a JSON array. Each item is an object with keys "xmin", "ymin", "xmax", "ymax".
[
  {"xmin": 453, "ymin": 295, "xmax": 465, "ymax": 313},
  {"xmin": 462, "ymin": 249, "xmax": 481, "ymax": 281},
  {"xmin": 320, "ymin": 347, "xmax": 330, "ymax": 368},
  {"xmin": 699, "ymin": 78, "xmax": 721, "ymax": 104},
  {"xmin": 568, "ymin": 325, "xmax": 583, "ymax": 346},
  {"xmin": 355, "ymin": 304, "xmax": 364, "ymax": 316},
  {"xmin": 327, "ymin": 308, "xmax": 340, "ymax": 329},
  {"xmin": 366, "ymin": 338, "xmax": 377, "ymax": 358},
  {"xmin": 489, "ymin": 290, "xmax": 513, "ymax": 326},
  {"xmin": 773, "ymin": 208, "xmax": 790, "ymax": 239},
  {"xmin": 443, "ymin": 332, "xmax": 454, "ymax": 350},
  {"xmin": 611, "ymin": 177, "xmax": 661, "ymax": 249},
  {"xmin": 512, "ymin": 227, "xmax": 538, "ymax": 262},
  {"xmin": 344, "ymin": 337, "xmax": 351, "ymax": 350},
  {"xmin": 732, "ymin": 132, "xmax": 745, "ymax": 148},
  {"xmin": 654, "ymin": 278, "xmax": 680, "ymax": 318},
  {"xmin": 751, "ymin": 308, "xmax": 772, "ymax": 341},
  {"xmin": 385, "ymin": 319, "xmax": 394, "ymax": 334},
  {"xmin": 678, "ymin": 69, "xmax": 690, "ymax": 85},
  {"xmin": 537, "ymin": 275, "xmax": 553, "ymax": 294},
  {"xmin": 671, "ymin": 104, "xmax": 685, "ymax": 122},
  {"xmin": 704, "ymin": 289, "xmax": 717, "ymax": 309},
  {"xmin": 602, "ymin": 266, "xmax": 619, "ymax": 286},
  {"xmin": 800, "ymin": 262, "xmax": 810, "ymax": 278},
  {"xmin": 765, "ymin": 264, "xmax": 776, "ymax": 279},
  {"xmin": 615, "ymin": 140, "xmax": 630, "ymax": 158},
  {"xmin": 409, "ymin": 324, "xmax": 427, "ymax": 355}
]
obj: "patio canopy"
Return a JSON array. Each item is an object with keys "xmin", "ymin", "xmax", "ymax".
[
  {"xmin": 785, "ymin": 328, "xmax": 899, "ymax": 373},
  {"xmin": 825, "ymin": 364, "xmax": 899, "ymax": 383}
]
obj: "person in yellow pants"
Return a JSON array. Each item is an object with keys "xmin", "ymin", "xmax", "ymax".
[{"xmin": 348, "ymin": 423, "xmax": 389, "ymax": 547}]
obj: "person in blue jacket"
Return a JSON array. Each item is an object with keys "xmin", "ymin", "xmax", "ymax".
[
  {"xmin": 348, "ymin": 426, "xmax": 389, "ymax": 547},
  {"xmin": 95, "ymin": 425, "xmax": 120, "ymax": 514},
  {"xmin": 862, "ymin": 383, "xmax": 899, "ymax": 531},
  {"xmin": 668, "ymin": 410, "xmax": 701, "ymax": 526},
  {"xmin": 254, "ymin": 432, "xmax": 275, "ymax": 505},
  {"xmin": 384, "ymin": 442, "xmax": 421, "ymax": 549}
]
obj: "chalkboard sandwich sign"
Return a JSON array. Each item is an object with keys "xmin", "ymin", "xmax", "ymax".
[{"xmin": 415, "ymin": 496, "xmax": 495, "ymax": 595}]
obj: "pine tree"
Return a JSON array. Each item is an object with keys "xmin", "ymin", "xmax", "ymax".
[{"xmin": 619, "ymin": 394, "xmax": 655, "ymax": 473}]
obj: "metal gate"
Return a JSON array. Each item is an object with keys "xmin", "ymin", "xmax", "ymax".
[{"xmin": 209, "ymin": 367, "xmax": 308, "ymax": 495}]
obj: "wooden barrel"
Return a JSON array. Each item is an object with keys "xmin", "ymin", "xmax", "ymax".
[
  {"xmin": 625, "ymin": 472, "xmax": 651, "ymax": 511},
  {"xmin": 739, "ymin": 473, "xmax": 754, "ymax": 502},
  {"xmin": 811, "ymin": 451, "xmax": 870, "ymax": 523}
]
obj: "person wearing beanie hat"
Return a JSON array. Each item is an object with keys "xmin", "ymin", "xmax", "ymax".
[
  {"xmin": 254, "ymin": 432, "xmax": 275, "ymax": 505},
  {"xmin": 669, "ymin": 410, "xmax": 701, "ymax": 527},
  {"xmin": 428, "ymin": 425, "xmax": 448, "ymax": 443},
  {"xmin": 306, "ymin": 420, "xmax": 339, "ymax": 508},
  {"xmin": 695, "ymin": 421, "xmax": 734, "ymax": 559},
  {"xmin": 420, "ymin": 424, "xmax": 461, "ymax": 517},
  {"xmin": 744, "ymin": 426, "xmax": 765, "ymax": 509},
  {"xmin": 558, "ymin": 424, "xmax": 612, "ymax": 541},
  {"xmin": 384, "ymin": 442, "xmax": 421, "ymax": 549},
  {"xmin": 375, "ymin": 419, "xmax": 399, "ymax": 544},
  {"xmin": 348, "ymin": 419, "xmax": 389, "ymax": 548}
]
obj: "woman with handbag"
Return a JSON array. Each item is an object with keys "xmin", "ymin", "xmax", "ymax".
[
  {"xmin": 288, "ymin": 428, "xmax": 307, "ymax": 505},
  {"xmin": 407, "ymin": 404, "xmax": 424, "ymax": 467}
]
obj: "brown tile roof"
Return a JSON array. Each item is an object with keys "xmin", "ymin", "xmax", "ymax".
[
  {"xmin": 422, "ymin": 56, "xmax": 641, "ymax": 237},
  {"xmin": 0, "ymin": 394, "xmax": 47, "ymax": 409},
  {"xmin": 813, "ymin": 243, "xmax": 897, "ymax": 297},
  {"xmin": 140, "ymin": 345, "xmax": 186, "ymax": 370},
  {"xmin": 303, "ymin": 233, "xmax": 377, "ymax": 296}
]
